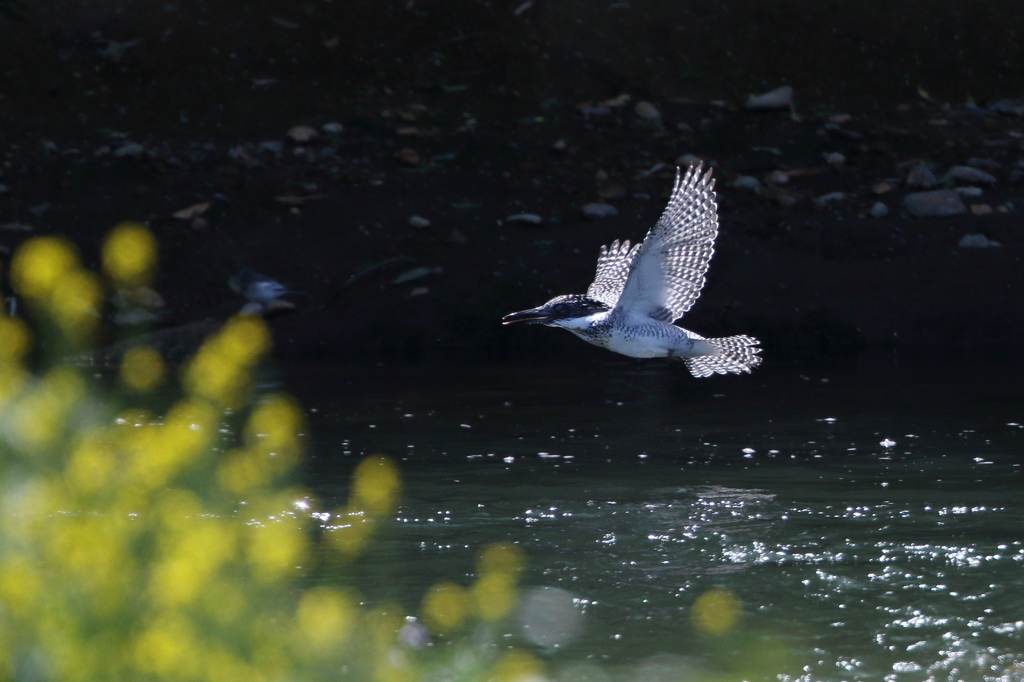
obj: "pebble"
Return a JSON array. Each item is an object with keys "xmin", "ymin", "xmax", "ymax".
[
  {"xmin": 582, "ymin": 203, "xmax": 618, "ymax": 218},
  {"xmin": 321, "ymin": 122, "xmax": 344, "ymax": 134},
  {"xmin": 828, "ymin": 114, "xmax": 853, "ymax": 124},
  {"xmin": 903, "ymin": 190, "xmax": 967, "ymax": 217},
  {"xmin": 970, "ymin": 203, "xmax": 993, "ymax": 216},
  {"xmin": 394, "ymin": 148, "xmax": 421, "ymax": 166},
  {"xmin": 112, "ymin": 286, "xmax": 166, "ymax": 311},
  {"xmin": 967, "ymin": 157, "xmax": 1002, "ymax": 171},
  {"xmin": 813, "ymin": 191, "xmax": 846, "ymax": 207},
  {"xmin": 258, "ymin": 141, "xmax": 285, "ymax": 154},
  {"xmin": 506, "ymin": 213, "xmax": 543, "ymax": 225},
  {"xmin": 823, "ymin": 152, "xmax": 845, "ymax": 166},
  {"xmin": 872, "ymin": 181, "xmax": 893, "ymax": 194},
  {"xmin": 597, "ymin": 184, "xmax": 626, "ymax": 200},
  {"xmin": 634, "ymin": 101, "xmax": 661, "ymax": 121},
  {"xmin": 745, "ymin": 85, "xmax": 794, "ymax": 110},
  {"xmin": 730, "ymin": 175, "xmax": 762, "ymax": 193},
  {"xmin": 113, "ymin": 308, "xmax": 161, "ymax": 326},
  {"xmin": 767, "ymin": 170, "xmax": 790, "ymax": 185},
  {"xmin": 958, "ymin": 233, "xmax": 1001, "ymax": 248},
  {"xmin": 989, "ymin": 100, "xmax": 1024, "ymax": 117},
  {"xmin": 944, "ymin": 165, "xmax": 997, "ymax": 185},
  {"xmin": 409, "ymin": 215, "xmax": 431, "ymax": 229},
  {"xmin": 955, "ymin": 186, "xmax": 983, "ymax": 198},
  {"xmin": 552, "ymin": 138, "xmax": 567, "ymax": 151},
  {"xmin": 392, "ymin": 266, "xmax": 442, "ymax": 285},
  {"xmin": 113, "ymin": 142, "xmax": 146, "ymax": 158},
  {"xmin": 870, "ymin": 201, "xmax": 889, "ymax": 218},
  {"xmin": 675, "ymin": 154, "xmax": 702, "ymax": 167},
  {"xmin": 906, "ymin": 164, "xmax": 936, "ymax": 189},
  {"xmin": 286, "ymin": 125, "xmax": 319, "ymax": 143},
  {"xmin": 172, "ymin": 202, "xmax": 210, "ymax": 220}
]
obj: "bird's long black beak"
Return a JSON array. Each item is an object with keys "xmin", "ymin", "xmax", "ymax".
[{"xmin": 502, "ymin": 307, "xmax": 552, "ymax": 325}]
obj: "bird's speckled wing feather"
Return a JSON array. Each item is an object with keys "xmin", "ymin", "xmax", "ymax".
[
  {"xmin": 614, "ymin": 164, "xmax": 718, "ymax": 322},
  {"xmin": 586, "ymin": 239, "xmax": 641, "ymax": 307}
]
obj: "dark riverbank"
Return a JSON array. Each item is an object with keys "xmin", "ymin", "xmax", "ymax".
[{"xmin": 2, "ymin": 0, "xmax": 1023, "ymax": 359}]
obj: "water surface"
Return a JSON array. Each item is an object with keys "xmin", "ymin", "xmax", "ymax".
[{"xmin": 289, "ymin": 351, "xmax": 1024, "ymax": 681}]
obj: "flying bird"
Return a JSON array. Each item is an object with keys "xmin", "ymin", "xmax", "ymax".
[{"xmin": 502, "ymin": 163, "xmax": 761, "ymax": 377}]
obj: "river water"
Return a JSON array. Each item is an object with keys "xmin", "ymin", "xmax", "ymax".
[{"xmin": 289, "ymin": 350, "xmax": 1024, "ymax": 682}]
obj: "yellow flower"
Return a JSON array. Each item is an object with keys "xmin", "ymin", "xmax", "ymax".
[
  {"xmin": 102, "ymin": 221, "xmax": 158, "ymax": 287},
  {"xmin": 691, "ymin": 588, "xmax": 741, "ymax": 636}
]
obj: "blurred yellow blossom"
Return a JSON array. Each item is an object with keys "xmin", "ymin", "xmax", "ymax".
[
  {"xmin": 691, "ymin": 587, "xmax": 741, "ymax": 636},
  {"xmin": 49, "ymin": 267, "xmax": 102, "ymax": 340},
  {"xmin": 476, "ymin": 542, "xmax": 526, "ymax": 577},
  {"xmin": 102, "ymin": 221, "xmax": 158, "ymax": 287},
  {"xmin": 120, "ymin": 345, "xmax": 165, "ymax": 392},
  {"xmin": 490, "ymin": 651, "xmax": 545, "ymax": 682},
  {"xmin": 296, "ymin": 586, "xmax": 357, "ymax": 653},
  {"xmin": 245, "ymin": 393, "xmax": 304, "ymax": 472},
  {"xmin": 0, "ymin": 316, "xmax": 31, "ymax": 362},
  {"xmin": 422, "ymin": 581, "xmax": 469, "ymax": 634},
  {"xmin": 10, "ymin": 235, "xmax": 79, "ymax": 302},
  {"xmin": 182, "ymin": 316, "xmax": 270, "ymax": 407},
  {"xmin": 351, "ymin": 454, "xmax": 401, "ymax": 516}
]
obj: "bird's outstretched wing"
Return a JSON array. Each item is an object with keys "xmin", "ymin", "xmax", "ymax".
[
  {"xmin": 613, "ymin": 164, "xmax": 718, "ymax": 322},
  {"xmin": 586, "ymin": 239, "xmax": 641, "ymax": 307}
]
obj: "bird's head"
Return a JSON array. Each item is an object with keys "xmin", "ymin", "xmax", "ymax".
[{"xmin": 502, "ymin": 295, "xmax": 610, "ymax": 327}]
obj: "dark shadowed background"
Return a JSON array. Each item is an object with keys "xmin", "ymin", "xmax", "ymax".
[{"xmin": 2, "ymin": 0, "xmax": 1023, "ymax": 360}]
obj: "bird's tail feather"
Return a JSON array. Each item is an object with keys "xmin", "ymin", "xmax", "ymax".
[{"xmin": 683, "ymin": 335, "xmax": 762, "ymax": 378}]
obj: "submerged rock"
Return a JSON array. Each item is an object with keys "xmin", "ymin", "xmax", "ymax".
[
  {"xmin": 506, "ymin": 213, "xmax": 543, "ymax": 225},
  {"xmin": 730, "ymin": 175, "xmax": 762, "ymax": 193},
  {"xmin": 903, "ymin": 190, "xmax": 967, "ymax": 217},
  {"xmin": 113, "ymin": 142, "xmax": 146, "ymax": 158},
  {"xmin": 967, "ymin": 157, "xmax": 1002, "ymax": 171},
  {"xmin": 958, "ymin": 233, "xmax": 1001, "ymax": 248},
  {"xmin": 813, "ymin": 191, "xmax": 846, "ymax": 207},
  {"xmin": 633, "ymin": 101, "xmax": 661, "ymax": 121},
  {"xmin": 286, "ymin": 125, "xmax": 318, "ymax": 143},
  {"xmin": 870, "ymin": 202, "xmax": 889, "ymax": 218},
  {"xmin": 823, "ymin": 152, "xmax": 845, "ymax": 166},
  {"xmin": 906, "ymin": 164, "xmax": 936, "ymax": 189},
  {"xmin": 944, "ymin": 165, "xmax": 997, "ymax": 185},
  {"xmin": 582, "ymin": 203, "xmax": 618, "ymax": 218},
  {"xmin": 745, "ymin": 85, "xmax": 793, "ymax": 110}
]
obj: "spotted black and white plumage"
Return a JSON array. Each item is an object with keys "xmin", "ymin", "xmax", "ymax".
[
  {"xmin": 503, "ymin": 163, "xmax": 761, "ymax": 377},
  {"xmin": 586, "ymin": 239, "xmax": 641, "ymax": 307}
]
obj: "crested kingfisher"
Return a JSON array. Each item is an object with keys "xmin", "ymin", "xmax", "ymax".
[{"xmin": 503, "ymin": 163, "xmax": 761, "ymax": 377}]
